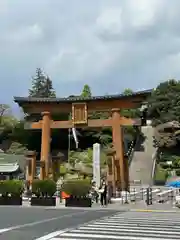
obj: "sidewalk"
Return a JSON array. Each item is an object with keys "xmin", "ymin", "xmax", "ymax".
[{"xmin": 22, "ymin": 198, "xmax": 180, "ymax": 213}]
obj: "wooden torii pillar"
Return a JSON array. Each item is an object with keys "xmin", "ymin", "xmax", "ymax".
[
  {"xmin": 40, "ymin": 112, "xmax": 51, "ymax": 180},
  {"xmin": 112, "ymin": 108, "xmax": 127, "ymax": 190},
  {"xmin": 26, "ymin": 104, "xmax": 140, "ymax": 189},
  {"xmin": 25, "ymin": 151, "xmax": 36, "ymax": 184},
  {"xmin": 106, "ymin": 149, "xmax": 117, "ymax": 195}
]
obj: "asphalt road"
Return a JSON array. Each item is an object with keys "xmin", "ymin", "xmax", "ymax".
[{"xmin": 0, "ymin": 206, "xmax": 120, "ymax": 240}]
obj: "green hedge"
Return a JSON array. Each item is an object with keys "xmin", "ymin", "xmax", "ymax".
[
  {"xmin": 61, "ymin": 179, "xmax": 91, "ymax": 197},
  {"xmin": 32, "ymin": 179, "xmax": 56, "ymax": 198},
  {"xmin": 154, "ymin": 164, "xmax": 168, "ymax": 185},
  {"xmin": 0, "ymin": 180, "xmax": 24, "ymax": 197}
]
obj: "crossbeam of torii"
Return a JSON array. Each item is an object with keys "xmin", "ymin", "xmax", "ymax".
[{"xmin": 26, "ymin": 109, "xmax": 141, "ymax": 190}]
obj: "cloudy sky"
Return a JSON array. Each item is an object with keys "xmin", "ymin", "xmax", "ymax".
[{"xmin": 1, "ymin": 0, "xmax": 180, "ymax": 109}]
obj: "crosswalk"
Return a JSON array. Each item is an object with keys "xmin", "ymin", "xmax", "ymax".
[{"xmin": 42, "ymin": 211, "xmax": 180, "ymax": 239}]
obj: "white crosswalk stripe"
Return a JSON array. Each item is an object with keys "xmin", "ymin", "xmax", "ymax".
[{"xmin": 44, "ymin": 211, "xmax": 180, "ymax": 239}]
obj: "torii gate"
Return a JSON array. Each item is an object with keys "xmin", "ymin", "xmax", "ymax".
[{"xmin": 14, "ymin": 90, "xmax": 150, "ymax": 190}]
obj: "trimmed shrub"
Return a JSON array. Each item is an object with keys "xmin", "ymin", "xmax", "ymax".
[
  {"xmin": 61, "ymin": 179, "xmax": 91, "ymax": 197},
  {"xmin": 32, "ymin": 179, "xmax": 56, "ymax": 198},
  {"xmin": 10, "ymin": 180, "xmax": 24, "ymax": 196},
  {"xmin": 0, "ymin": 180, "xmax": 23, "ymax": 197},
  {"xmin": 154, "ymin": 164, "xmax": 168, "ymax": 185}
]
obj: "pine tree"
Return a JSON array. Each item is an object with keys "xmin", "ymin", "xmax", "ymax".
[
  {"xmin": 43, "ymin": 76, "xmax": 56, "ymax": 98},
  {"xmin": 81, "ymin": 84, "xmax": 92, "ymax": 98},
  {"xmin": 29, "ymin": 68, "xmax": 56, "ymax": 98}
]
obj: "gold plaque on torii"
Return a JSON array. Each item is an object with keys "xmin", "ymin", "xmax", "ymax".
[{"xmin": 72, "ymin": 103, "xmax": 87, "ymax": 125}]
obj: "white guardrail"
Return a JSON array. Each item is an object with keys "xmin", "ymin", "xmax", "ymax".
[
  {"xmin": 111, "ymin": 188, "xmax": 161, "ymax": 203},
  {"xmin": 110, "ymin": 187, "xmax": 179, "ymax": 204},
  {"xmin": 156, "ymin": 188, "xmax": 179, "ymax": 203}
]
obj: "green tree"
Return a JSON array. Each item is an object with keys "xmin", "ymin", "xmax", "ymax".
[
  {"xmin": 148, "ymin": 79, "xmax": 180, "ymax": 125},
  {"xmin": 0, "ymin": 104, "xmax": 18, "ymax": 142},
  {"xmin": 68, "ymin": 148, "xmax": 107, "ymax": 176},
  {"xmin": 43, "ymin": 76, "xmax": 56, "ymax": 98},
  {"xmin": 0, "ymin": 104, "xmax": 10, "ymax": 125},
  {"xmin": 6, "ymin": 142, "xmax": 28, "ymax": 154},
  {"xmin": 147, "ymin": 79, "xmax": 180, "ymax": 149},
  {"xmin": 29, "ymin": 68, "xmax": 56, "ymax": 98},
  {"xmin": 81, "ymin": 84, "xmax": 92, "ymax": 98},
  {"xmin": 123, "ymin": 88, "xmax": 133, "ymax": 96}
]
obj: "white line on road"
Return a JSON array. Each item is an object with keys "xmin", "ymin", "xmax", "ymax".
[
  {"xmin": 0, "ymin": 228, "xmax": 13, "ymax": 234},
  {"xmin": 35, "ymin": 231, "xmax": 66, "ymax": 240},
  {"xmin": 35, "ymin": 212, "xmax": 120, "ymax": 240},
  {"xmin": 0, "ymin": 210, "xmax": 88, "ymax": 235}
]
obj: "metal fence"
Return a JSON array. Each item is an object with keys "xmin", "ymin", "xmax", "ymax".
[{"xmin": 109, "ymin": 186, "xmax": 180, "ymax": 205}]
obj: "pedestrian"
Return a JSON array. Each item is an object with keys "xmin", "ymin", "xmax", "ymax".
[
  {"xmin": 99, "ymin": 180, "xmax": 107, "ymax": 206},
  {"xmin": 91, "ymin": 181, "xmax": 99, "ymax": 203}
]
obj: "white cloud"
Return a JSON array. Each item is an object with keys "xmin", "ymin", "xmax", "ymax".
[
  {"xmin": 96, "ymin": 7, "xmax": 123, "ymax": 37},
  {"xmin": 0, "ymin": 0, "xmax": 180, "ymax": 103},
  {"xmin": 127, "ymin": 0, "xmax": 163, "ymax": 29},
  {"xmin": 4, "ymin": 24, "xmax": 43, "ymax": 44}
]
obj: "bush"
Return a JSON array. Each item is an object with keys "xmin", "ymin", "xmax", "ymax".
[
  {"xmin": 32, "ymin": 179, "xmax": 56, "ymax": 198},
  {"xmin": 0, "ymin": 180, "xmax": 23, "ymax": 197},
  {"xmin": 176, "ymin": 169, "xmax": 180, "ymax": 176},
  {"xmin": 160, "ymin": 162, "xmax": 170, "ymax": 169},
  {"xmin": 10, "ymin": 180, "xmax": 24, "ymax": 196},
  {"xmin": 154, "ymin": 164, "xmax": 168, "ymax": 183},
  {"xmin": 32, "ymin": 180, "xmax": 41, "ymax": 197},
  {"xmin": 61, "ymin": 179, "xmax": 91, "ymax": 197}
]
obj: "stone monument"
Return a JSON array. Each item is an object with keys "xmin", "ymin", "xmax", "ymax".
[{"xmin": 93, "ymin": 143, "xmax": 101, "ymax": 188}]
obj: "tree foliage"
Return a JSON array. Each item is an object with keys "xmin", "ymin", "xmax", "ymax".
[
  {"xmin": 6, "ymin": 142, "xmax": 28, "ymax": 154},
  {"xmin": 81, "ymin": 84, "xmax": 92, "ymax": 98},
  {"xmin": 29, "ymin": 68, "xmax": 56, "ymax": 98},
  {"xmin": 123, "ymin": 88, "xmax": 133, "ymax": 96},
  {"xmin": 147, "ymin": 79, "xmax": 180, "ymax": 149},
  {"xmin": 148, "ymin": 79, "xmax": 180, "ymax": 125}
]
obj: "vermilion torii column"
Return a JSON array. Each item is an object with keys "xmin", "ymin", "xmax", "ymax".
[
  {"xmin": 112, "ymin": 108, "xmax": 126, "ymax": 190},
  {"xmin": 40, "ymin": 111, "xmax": 51, "ymax": 180},
  {"xmin": 26, "ymin": 151, "xmax": 36, "ymax": 184}
]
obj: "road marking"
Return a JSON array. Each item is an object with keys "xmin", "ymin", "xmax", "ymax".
[
  {"xmin": 131, "ymin": 209, "xmax": 180, "ymax": 213},
  {"xmin": 35, "ymin": 231, "xmax": 66, "ymax": 240},
  {"xmin": 0, "ymin": 210, "xmax": 88, "ymax": 235},
  {"xmin": 0, "ymin": 228, "xmax": 12, "ymax": 234},
  {"xmin": 35, "ymin": 212, "xmax": 120, "ymax": 240},
  {"xmin": 39, "ymin": 211, "xmax": 180, "ymax": 240}
]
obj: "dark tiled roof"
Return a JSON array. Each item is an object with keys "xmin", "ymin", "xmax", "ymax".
[
  {"xmin": 14, "ymin": 89, "xmax": 152, "ymax": 104},
  {"xmin": 0, "ymin": 153, "xmax": 25, "ymax": 172}
]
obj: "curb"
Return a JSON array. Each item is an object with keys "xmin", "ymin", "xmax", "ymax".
[{"xmin": 130, "ymin": 209, "xmax": 180, "ymax": 213}]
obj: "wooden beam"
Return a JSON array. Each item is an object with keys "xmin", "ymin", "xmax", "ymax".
[
  {"xmin": 21, "ymin": 98, "xmax": 143, "ymax": 114},
  {"xmin": 25, "ymin": 117, "xmax": 141, "ymax": 130}
]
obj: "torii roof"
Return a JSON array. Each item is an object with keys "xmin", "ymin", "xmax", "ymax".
[{"xmin": 14, "ymin": 89, "xmax": 152, "ymax": 105}]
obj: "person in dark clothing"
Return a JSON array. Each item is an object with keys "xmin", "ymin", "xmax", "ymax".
[{"xmin": 99, "ymin": 181, "xmax": 107, "ymax": 206}]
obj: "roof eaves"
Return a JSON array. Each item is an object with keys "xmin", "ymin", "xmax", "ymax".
[{"xmin": 14, "ymin": 89, "xmax": 152, "ymax": 104}]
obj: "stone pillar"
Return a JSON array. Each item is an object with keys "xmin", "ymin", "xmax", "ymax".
[
  {"xmin": 112, "ymin": 108, "xmax": 126, "ymax": 190},
  {"xmin": 40, "ymin": 111, "xmax": 51, "ymax": 180},
  {"xmin": 25, "ymin": 151, "xmax": 36, "ymax": 184}
]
